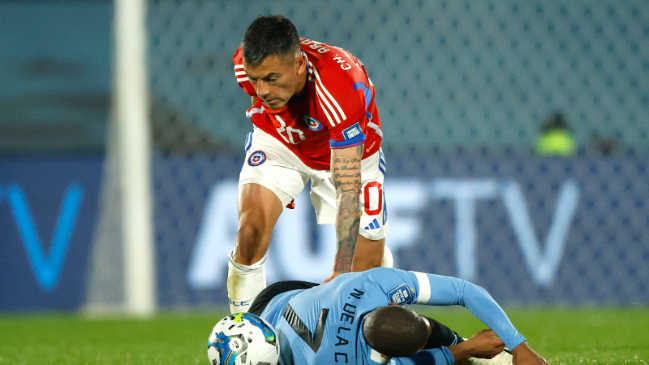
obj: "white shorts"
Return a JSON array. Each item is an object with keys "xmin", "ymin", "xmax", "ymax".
[{"xmin": 240, "ymin": 129, "xmax": 388, "ymax": 241}]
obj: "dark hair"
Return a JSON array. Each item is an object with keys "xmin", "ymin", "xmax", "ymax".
[
  {"xmin": 242, "ymin": 15, "xmax": 301, "ymax": 68},
  {"xmin": 362, "ymin": 306, "xmax": 428, "ymax": 357}
]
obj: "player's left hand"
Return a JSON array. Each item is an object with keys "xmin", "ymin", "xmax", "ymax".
[{"xmin": 511, "ymin": 342, "xmax": 550, "ymax": 365}]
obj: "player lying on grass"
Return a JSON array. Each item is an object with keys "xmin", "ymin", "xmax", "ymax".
[{"xmin": 209, "ymin": 268, "xmax": 549, "ymax": 365}]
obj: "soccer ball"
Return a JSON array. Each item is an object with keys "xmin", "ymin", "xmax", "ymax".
[{"xmin": 207, "ymin": 313, "xmax": 280, "ymax": 365}]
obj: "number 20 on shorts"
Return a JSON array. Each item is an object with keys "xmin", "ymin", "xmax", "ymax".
[{"xmin": 364, "ymin": 182, "xmax": 383, "ymax": 215}]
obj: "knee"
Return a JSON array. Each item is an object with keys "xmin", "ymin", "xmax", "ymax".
[{"xmin": 237, "ymin": 222, "xmax": 263, "ymax": 247}]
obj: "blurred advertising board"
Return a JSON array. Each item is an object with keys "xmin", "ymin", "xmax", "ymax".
[
  {"xmin": 0, "ymin": 157, "xmax": 102, "ymax": 311},
  {"xmin": 156, "ymin": 154, "xmax": 648, "ymax": 307}
]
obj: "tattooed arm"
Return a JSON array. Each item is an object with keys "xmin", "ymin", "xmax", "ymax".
[{"xmin": 330, "ymin": 144, "xmax": 364, "ymax": 275}]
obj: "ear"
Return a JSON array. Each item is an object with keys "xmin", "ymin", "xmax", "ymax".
[{"xmin": 295, "ymin": 53, "xmax": 307, "ymax": 75}]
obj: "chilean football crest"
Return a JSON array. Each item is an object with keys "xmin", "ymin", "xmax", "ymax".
[
  {"xmin": 303, "ymin": 115, "xmax": 323, "ymax": 131},
  {"xmin": 248, "ymin": 151, "xmax": 266, "ymax": 166}
]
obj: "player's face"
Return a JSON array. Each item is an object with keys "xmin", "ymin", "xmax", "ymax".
[{"xmin": 244, "ymin": 53, "xmax": 306, "ymax": 110}]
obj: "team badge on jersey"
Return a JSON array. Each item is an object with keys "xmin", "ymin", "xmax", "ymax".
[
  {"xmin": 248, "ymin": 151, "xmax": 266, "ymax": 166},
  {"xmin": 387, "ymin": 283, "xmax": 413, "ymax": 305},
  {"xmin": 303, "ymin": 115, "xmax": 323, "ymax": 131}
]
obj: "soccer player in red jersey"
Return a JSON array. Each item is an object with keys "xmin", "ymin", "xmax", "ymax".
[{"xmin": 227, "ymin": 15, "xmax": 390, "ymax": 313}]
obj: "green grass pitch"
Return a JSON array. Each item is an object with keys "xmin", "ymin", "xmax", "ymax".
[{"xmin": 0, "ymin": 307, "xmax": 647, "ymax": 364}]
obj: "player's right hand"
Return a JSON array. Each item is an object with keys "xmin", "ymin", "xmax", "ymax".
[
  {"xmin": 467, "ymin": 329, "xmax": 506, "ymax": 359},
  {"xmin": 511, "ymin": 342, "xmax": 550, "ymax": 365}
]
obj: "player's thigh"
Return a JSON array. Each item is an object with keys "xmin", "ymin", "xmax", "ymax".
[
  {"xmin": 309, "ymin": 149, "xmax": 389, "ymax": 241},
  {"xmin": 236, "ymin": 130, "xmax": 310, "ymax": 261}
]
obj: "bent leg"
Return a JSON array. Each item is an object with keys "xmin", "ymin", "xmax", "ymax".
[
  {"xmin": 233, "ymin": 183, "xmax": 283, "ymax": 264},
  {"xmin": 230, "ymin": 128, "xmax": 310, "ymax": 312},
  {"xmin": 228, "ymin": 183, "xmax": 283, "ymax": 313}
]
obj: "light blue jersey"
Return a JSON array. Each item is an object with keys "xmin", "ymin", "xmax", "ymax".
[{"xmin": 261, "ymin": 268, "xmax": 526, "ymax": 365}]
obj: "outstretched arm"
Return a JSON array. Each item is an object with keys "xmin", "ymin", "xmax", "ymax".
[
  {"xmin": 406, "ymin": 272, "xmax": 526, "ymax": 350},
  {"xmin": 364, "ymin": 269, "xmax": 549, "ymax": 365},
  {"xmin": 409, "ymin": 272, "xmax": 549, "ymax": 364},
  {"xmin": 330, "ymin": 144, "xmax": 363, "ymax": 275}
]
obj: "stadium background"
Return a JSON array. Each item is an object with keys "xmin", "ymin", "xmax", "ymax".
[{"xmin": 0, "ymin": 0, "xmax": 648, "ymax": 313}]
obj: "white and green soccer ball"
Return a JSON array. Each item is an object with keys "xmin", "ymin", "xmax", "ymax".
[{"xmin": 208, "ymin": 313, "xmax": 280, "ymax": 365}]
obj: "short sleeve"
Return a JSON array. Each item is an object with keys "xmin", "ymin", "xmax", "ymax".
[
  {"xmin": 307, "ymin": 49, "xmax": 371, "ymax": 149},
  {"xmin": 328, "ymin": 80, "xmax": 375, "ymax": 148},
  {"xmin": 326, "ymin": 83, "xmax": 368, "ymax": 148}
]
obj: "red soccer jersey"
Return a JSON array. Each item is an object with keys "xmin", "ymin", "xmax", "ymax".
[{"xmin": 233, "ymin": 38, "xmax": 383, "ymax": 171}]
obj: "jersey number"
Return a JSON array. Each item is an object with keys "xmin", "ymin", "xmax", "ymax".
[
  {"xmin": 364, "ymin": 182, "xmax": 383, "ymax": 215},
  {"xmin": 275, "ymin": 115, "xmax": 306, "ymax": 144},
  {"xmin": 283, "ymin": 304, "xmax": 329, "ymax": 352}
]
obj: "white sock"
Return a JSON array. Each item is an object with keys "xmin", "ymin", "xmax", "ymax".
[
  {"xmin": 227, "ymin": 253, "xmax": 267, "ymax": 313},
  {"xmin": 381, "ymin": 246, "xmax": 394, "ymax": 268}
]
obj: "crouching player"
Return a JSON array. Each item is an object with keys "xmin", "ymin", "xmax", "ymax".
[{"xmin": 209, "ymin": 268, "xmax": 549, "ymax": 365}]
